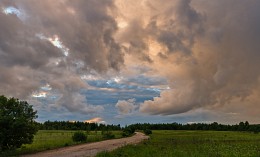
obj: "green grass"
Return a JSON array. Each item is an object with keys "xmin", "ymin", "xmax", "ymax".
[
  {"xmin": 0, "ymin": 130, "xmax": 123, "ymax": 156},
  {"xmin": 97, "ymin": 130, "xmax": 260, "ymax": 157}
]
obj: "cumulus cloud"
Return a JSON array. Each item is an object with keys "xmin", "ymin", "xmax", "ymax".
[
  {"xmin": 85, "ymin": 117, "xmax": 106, "ymax": 124},
  {"xmin": 115, "ymin": 98, "xmax": 138, "ymax": 115},
  {"xmin": 138, "ymin": 0, "xmax": 260, "ymax": 121}
]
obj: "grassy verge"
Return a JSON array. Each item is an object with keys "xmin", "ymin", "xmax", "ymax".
[
  {"xmin": 97, "ymin": 130, "xmax": 260, "ymax": 157},
  {"xmin": 0, "ymin": 130, "xmax": 122, "ymax": 157}
]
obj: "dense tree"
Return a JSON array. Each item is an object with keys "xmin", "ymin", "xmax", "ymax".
[
  {"xmin": 143, "ymin": 129, "xmax": 152, "ymax": 135},
  {"xmin": 122, "ymin": 126, "xmax": 135, "ymax": 137},
  {"xmin": 0, "ymin": 95, "xmax": 38, "ymax": 150}
]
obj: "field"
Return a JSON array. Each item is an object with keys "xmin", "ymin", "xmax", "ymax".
[
  {"xmin": 97, "ymin": 130, "xmax": 260, "ymax": 157},
  {"xmin": 0, "ymin": 130, "xmax": 122, "ymax": 156}
]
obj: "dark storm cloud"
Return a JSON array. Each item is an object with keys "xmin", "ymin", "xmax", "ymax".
[
  {"xmin": 117, "ymin": 0, "xmax": 204, "ymax": 63},
  {"xmin": 139, "ymin": 0, "xmax": 260, "ymax": 121},
  {"xmin": 0, "ymin": 0, "xmax": 124, "ymax": 114},
  {"xmin": 147, "ymin": 0, "xmax": 204, "ymax": 55},
  {"xmin": 121, "ymin": 20, "xmax": 153, "ymax": 63},
  {"xmin": 16, "ymin": 0, "xmax": 124, "ymax": 72},
  {"xmin": 1, "ymin": 0, "xmax": 260, "ymax": 124}
]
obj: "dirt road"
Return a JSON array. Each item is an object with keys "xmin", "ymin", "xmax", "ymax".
[{"xmin": 22, "ymin": 132, "xmax": 149, "ymax": 157}]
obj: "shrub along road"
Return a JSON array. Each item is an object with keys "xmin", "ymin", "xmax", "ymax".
[{"xmin": 22, "ymin": 132, "xmax": 149, "ymax": 157}]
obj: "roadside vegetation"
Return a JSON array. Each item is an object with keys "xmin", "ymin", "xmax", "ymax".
[
  {"xmin": 0, "ymin": 130, "xmax": 123, "ymax": 156},
  {"xmin": 97, "ymin": 130, "xmax": 260, "ymax": 157}
]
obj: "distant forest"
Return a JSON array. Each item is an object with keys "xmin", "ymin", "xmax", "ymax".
[
  {"xmin": 37, "ymin": 121, "xmax": 121, "ymax": 131},
  {"xmin": 36, "ymin": 121, "xmax": 260, "ymax": 133}
]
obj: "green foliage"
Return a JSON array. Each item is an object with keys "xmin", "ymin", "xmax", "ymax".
[
  {"xmin": 122, "ymin": 127, "xmax": 135, "ymax": 137},
  {"xmin": 102, "ymin": 131, "xmax": 115, "ymax": 139},
  {"xmin": 0, "ymin": 130, "xmax": 123, "ymax": 156},
  {"xmin": 35, "ymin": 121, "xmax": 259, "ymax": 133},
  {"xmin": 125, "ymin": 121, "xmax": 260, "ymax": 133},
  {"xmin": 38, "ymin": 121, "xmax": 121, "ymax": 131},
  {"xmin": 143, "ymin": 129, "xmax": 152, "ymax": 135},
  {"xmin": 72, "ymin": 131, "xmax": 87, "ymax": 142},
  {"xmin": 0, "ymin": 95, "xmax": 38, "ymax": 151},
  {"xmin": 97, "ymin": 130, "xmax": 260, "ymax": 157}
]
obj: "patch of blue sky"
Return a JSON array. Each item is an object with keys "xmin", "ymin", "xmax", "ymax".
[
  {"xmin": 40, "ymin": 84, "xmax": 52, "ymax": 91},
  {"xmin": 36, "ymin": 109, "xmax": 76, "ymax": 122},
  {"xmin": 83, "ymin": 88, "xmax": 158, "ymax": 105},
  {"xmin": 88, "ymin": 80, "xmax": 125, "ymax": 89},
  {"xmin": 3, "ymin": 6, "xmax": 20, "ymax": 15},
  {"xmin": 2, "ymin": 6, "xmax": 26, "ymax": 21},
  {"xmin": 87, "ymin": 79, "xmax": 163, "ymax": 92},
  {"xmin": 128, "ymin": 75, "xmax": 167, "ymax": 86},
  {"xmin": 84, "ymin": 75, "xmax": 164, "ymax": 106},
  {"xmin": 35, "ymin": 33, "xmax": 69, "ymax": 57}
]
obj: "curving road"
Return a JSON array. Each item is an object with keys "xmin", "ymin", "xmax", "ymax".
[{"xmin": 22, "ymin": 132, "xmax": 149, "ymax": 157}]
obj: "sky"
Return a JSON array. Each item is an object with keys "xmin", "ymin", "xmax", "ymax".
[{"xmin": 0, "ymin": 0, "xmax": 260, "ymax": 125}]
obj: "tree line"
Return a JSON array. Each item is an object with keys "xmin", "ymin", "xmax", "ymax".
[
  {"xmin": 126, "ymin": 121, "xmax": 260, "ymax": 133},
  {"xmin": 36, "ymin": 121, "xmax": 121, "ymax": 131},
  {"xmin": 35, "ymin": 120, "xmax": 260, "ymax": 133}
]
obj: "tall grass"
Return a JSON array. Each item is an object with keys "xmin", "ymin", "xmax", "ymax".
[
  {"xmin": 97, "ymin": 130, "xmax": 260, "ymax": 157},
  {"xmin": 0, "ymin": 130, "xmax": 122, "ymax": 156}
]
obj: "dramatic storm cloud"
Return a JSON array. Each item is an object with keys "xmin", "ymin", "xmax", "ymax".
[
  {"xmin": 0, "ymin": 0, "xmax": 122, "ymax": 115},
  {"xmin": 0, "ymin": 0, "xmax": 259, "ymax": 124},
  {"xmin": 138, "ymin": 0, "xmax": 260, "ymax": 122}
]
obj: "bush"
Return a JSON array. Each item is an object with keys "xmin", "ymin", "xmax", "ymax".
[
  {"xmin": 144, "ymin": 129, "xmax": 152, "ymax": 135},
  {"xmin": 122, "ymin": 127, "xmax": 135, "ymax": 137},
  {"xmin": 72, "ymin": 132, "xmax": 87, "ymax": 142},
  {"xmin": 103, "ymin": 131, "xmax": 115, "ymax": 139}
]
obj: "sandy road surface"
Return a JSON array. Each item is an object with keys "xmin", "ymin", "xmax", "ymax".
[{"xmin": 22, "ymin": 132, "xmax": 149, "ymax": 157}]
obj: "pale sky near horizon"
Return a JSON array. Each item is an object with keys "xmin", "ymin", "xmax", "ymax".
[{"xmin": 0, "ymin": 0, "xmax": 259, "ymax": 125}]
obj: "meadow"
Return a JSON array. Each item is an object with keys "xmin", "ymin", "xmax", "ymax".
[
  {"xmin": 97, "ymin": 130, "xmax": 260, "ymax": 157},
  {"xmin": 0, "ymin": 130, "xmax": 122, "ymax": 156}
]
